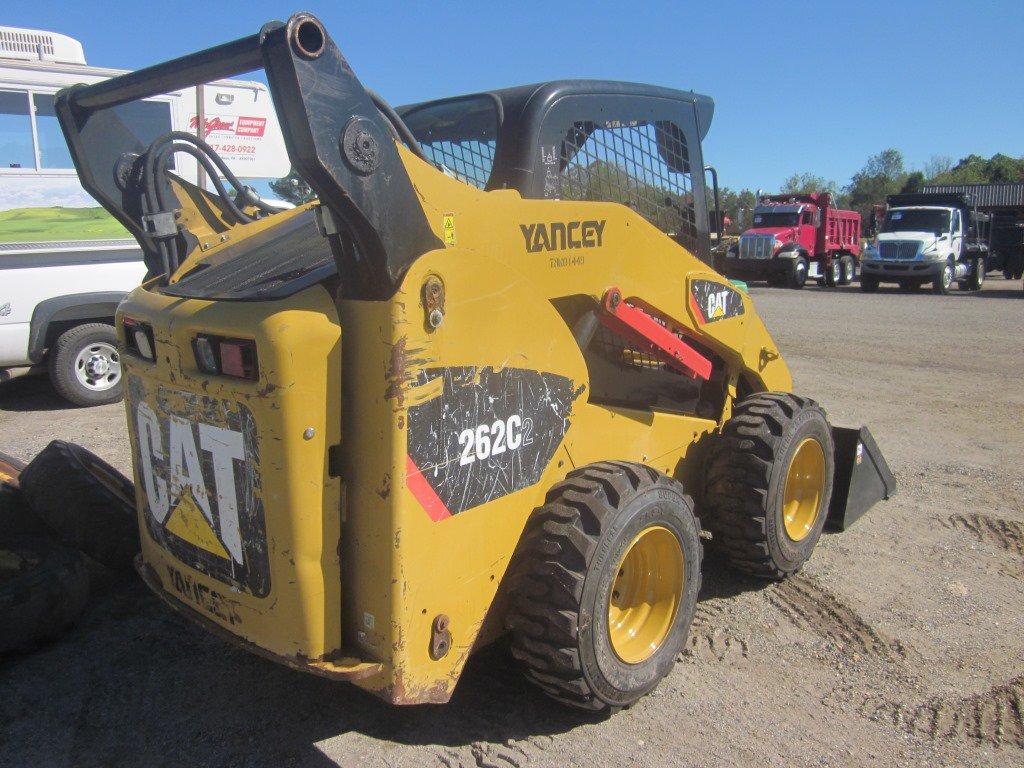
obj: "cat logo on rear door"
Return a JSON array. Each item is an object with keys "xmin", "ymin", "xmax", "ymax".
[{"xmin": 128, "ymin": 375, "xmax": 269, "ymax": 597}]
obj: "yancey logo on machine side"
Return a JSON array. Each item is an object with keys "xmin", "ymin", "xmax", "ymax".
[
  {"xmin": 520, "ymin": 220, "xmax": 606, "ymax": 253},
  {"xmin": 188, "ymin": 115, "xmax": 268, "ymax": 137}
]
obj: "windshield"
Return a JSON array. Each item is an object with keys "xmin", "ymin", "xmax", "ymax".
[
  {"xmin": 882, "ymin": 209, "xmax": 950, "ymax": 235},
  {"xmin": 751, "ymin": 211, "xmax": 798, "ymax": 228},
  {"xmin": 400, "ymin": 95, "xmax": 499, "ymax": 189}
]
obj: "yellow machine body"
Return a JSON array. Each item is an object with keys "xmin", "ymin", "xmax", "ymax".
[{"xmin": 118, "ymin": 146, "xmax": 791, "ymax": 704}]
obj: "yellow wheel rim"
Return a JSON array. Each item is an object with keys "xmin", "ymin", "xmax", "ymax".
[
  {"xmin": 782, "ymin": 437, "xmax": 826, "ymax": 541},
  {"xmin": 607, "ymin": 525, "xmax": 684, "ymax": 665}
]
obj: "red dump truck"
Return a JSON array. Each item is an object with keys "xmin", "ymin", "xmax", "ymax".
[{"xmin": 717, "ymin": 192, "xmax": 862, "ymax": 288}]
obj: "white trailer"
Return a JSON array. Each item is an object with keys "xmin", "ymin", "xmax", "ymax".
[{"xmin": 0, "ymin": 26, "xmax": 288, "ymax": 404}]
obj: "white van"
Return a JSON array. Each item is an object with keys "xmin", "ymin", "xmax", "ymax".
[{"xmin": 0, "ymin": 26, "xmax": 289, "ymax": 405}]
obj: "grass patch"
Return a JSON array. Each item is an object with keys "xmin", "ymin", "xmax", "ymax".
[{"xmin": 0, "ymin": 206, "xmax": 129, "ymax": 243}]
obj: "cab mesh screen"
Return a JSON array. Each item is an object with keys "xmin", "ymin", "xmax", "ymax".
[
  {"xmin": 560, "ymin": 121, "xmax": 698, "ymax": 252},
  {"xmin": 419, "ymin": 138, "xmax": 495, "ymax": 189}
]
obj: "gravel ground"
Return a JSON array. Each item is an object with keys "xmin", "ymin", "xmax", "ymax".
[{"xmin": 1, "ymin": 278, "xmax": 1022, "ymax": 768}]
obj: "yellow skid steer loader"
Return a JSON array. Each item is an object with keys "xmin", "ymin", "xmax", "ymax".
[{"xmin": 55, "ymin": 14, "xmax": 894, "ymax": 710}]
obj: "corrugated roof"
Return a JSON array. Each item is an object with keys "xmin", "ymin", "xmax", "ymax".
[{"xmin": 921, "ymin": 183, "xmax": 1024, "ymax": 209}]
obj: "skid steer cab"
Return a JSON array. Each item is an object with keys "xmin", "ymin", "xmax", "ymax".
[{"xmin": 56, "ymin": 14, "xmax": 895, "ymax": 711}]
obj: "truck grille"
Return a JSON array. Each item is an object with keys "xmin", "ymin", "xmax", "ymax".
[
  {"xmin": 878, "ymin": 241, "xmax": 919, "ymax": 260},
  {"xmin": 738, "ymin": 234, "xmax": 775, "ymax": 260}
]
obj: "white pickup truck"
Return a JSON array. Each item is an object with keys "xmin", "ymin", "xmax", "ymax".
[
  {"xmin": 860, "ymin": 192, "xmax": 990, "ymax": 295},
  {"xmin": 0, "ymin": 26, "xmax": 288, "ymax": 404}
]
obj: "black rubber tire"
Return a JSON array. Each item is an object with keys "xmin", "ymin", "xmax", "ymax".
[
  {"xmin": 840, "ymin": 255, "xmax": 856, "ymax": 285},
  {"xmin": 931, "ymin": 262, "xmax": 954, "ymax": 295},
  {"xmin": 506, "ymin": 461, "xmax": 702, "ymax": 711},
  {"xmin": 701, "ymin": 393, "xmax": 834, "ymax": 579},
  {"xmin": 824, "ymin": 259, "xmax": 841, "ymax": 288},
  {"xmin": 788, "ymin": 257, "xmax": 808, "ymax": 289},
  {"xmin": 0, "ymin": 535, "xmax": 90, "ymax": 654},
  {"xmin": 20, "ymin": 441, "xmax": 139, "ymax": 573},
  {"xmin": 48, "ymin": 323, "xmax": 123, "ymax": 407},
  {"xmin": 969, "ymin": 258, "xmax": 985, "ymax": 291},
  {"xmin": 859, "ymin": 275, "xmax": 879, "ymax": 293}
]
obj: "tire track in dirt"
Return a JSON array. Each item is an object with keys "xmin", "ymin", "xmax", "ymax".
[
  {"xmin": 859, "ymin": 675, "xmax": 1024, "ymax": 749},
  {"xmin": 945, "ymin": 513, "xmax": 1024, "ymax": 575},
  {"xmin": 680, "ymin": 601, "xmax": 749, "ymax": 664},
  {"xmin": 765, "ymin": 574, "xmax": 907, "ymax": 663},
  {"xmin": 437, "ymin": 735, "xmax": 555, "ymax": 768}
]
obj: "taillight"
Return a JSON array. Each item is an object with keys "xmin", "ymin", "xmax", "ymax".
[
  {"xmin": 122, "ymin": 317, "xmax": 155, "ymax": 361},
  {"xmin": 193, "ymin": 335, "xmax": 258, "ymax": 381}
]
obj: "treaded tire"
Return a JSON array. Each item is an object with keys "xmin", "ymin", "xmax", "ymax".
[
  {"xmin": 840, "ymin": 255, "xmax": 855, "ymax": 285},
  {"xmin": 48, "ymin": 323, "xmax": 123, "ymax": 407},
  {"xmin": 969, "ymin": 258, "xmax": 985, "ymax": 291},
  {"xmin": 931, "ymin": 262, "xmax": 954, "ymax": 295},
  {"xmin": 702, "ymin": 393, "xmax": 834, "ymax": 579},
  {"xmin": 20, "ymin": 441, "xmax": 140, "ymax": 573},
  {"xmin": 824, "ymin": 259, "xmax": 840, "ymax": 287},
  {"xmin": 788, "ymin": 257, "xmax": 808, "ymax": 289},
  {"xmin": 506, "ymin": 461, "xmax": 702, "ymax": 711},
  {"xmin": 0, "ymin": 535, "xmax": 90, "ymax": 654}
]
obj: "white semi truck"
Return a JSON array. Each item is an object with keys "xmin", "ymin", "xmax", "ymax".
[
  {"xmin": 860, "ymin": 192, "xmax": 991, "ymax": 295},
  {"xmin": 0, "ymin": 26, "xmax": 288, "ymax": 405}
]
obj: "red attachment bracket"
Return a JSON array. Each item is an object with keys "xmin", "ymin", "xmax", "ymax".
[{"xmin": 599, "ymin": 287, "xmax": 713, "ymax": 381}]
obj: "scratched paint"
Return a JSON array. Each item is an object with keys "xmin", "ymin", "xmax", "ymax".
[{"xmin": 406, "ymin": 367, "xmax": 583, "ymax": 516}]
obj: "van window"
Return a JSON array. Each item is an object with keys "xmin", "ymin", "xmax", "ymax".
[
  {"xmin": 0, "ymin": 90, "xmax": 34, "ymax": 169},
  {"xmin": 32, "ymin": 93, "xmax": 73, "ymax": 169}
]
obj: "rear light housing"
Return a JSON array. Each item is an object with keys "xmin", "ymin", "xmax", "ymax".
[
  {"xmin": 192, "ymin": 334, "xmax": 258, "ymax": 381},
  {"xmin": 122, "ymin": 317, "xmax": 156, "ymax": 361}
]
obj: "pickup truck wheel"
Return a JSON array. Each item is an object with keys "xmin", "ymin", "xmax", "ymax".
[
  {"xmin": 840, "ymin": 256, "xmax": 855, "ymax": 284},
  {"xmin": 788, "ymin": 257, "xmax": 808, "ymax": 289},
  {"xmin": 859, "ymin": 275, "xmax": 879, "ymax": 293},
  {"xmin": 701, "ymin": 393, "xmax": 834, "ymax": 579},
  {"xmin": 506, "ymin": 462, "xmax": 701, "ymax": 711},
  {"xmin": 931, "ymin": 262, "xmax": 954, "ymax": 295},
  {"xmin": 48, "ymin": 323, "xmax": 123, "ymax": 407}
]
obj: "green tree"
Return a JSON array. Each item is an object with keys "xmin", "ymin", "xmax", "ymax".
[
  {"xmin": 927, "ymin": 153, "xmax": 1024, "ymax": 185},
  {"xmin": 900, "ymin": 171, "xmax": 925, "ymax": 193},
  {"xmin": 269, "ymin": 168, "xmax": 315, "ymax": 205},
  {"xmin": 845, "ymin": 148, "xmax": 907, "ymax": 219},
  {"xmin": 779, "ymin": 172, "xmax": 839, "ymax": 197}
]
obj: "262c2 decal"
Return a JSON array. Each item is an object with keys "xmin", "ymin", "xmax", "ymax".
[{"xmin": 457, "ymin": 415, "xmax": 534, "ymax": 466}]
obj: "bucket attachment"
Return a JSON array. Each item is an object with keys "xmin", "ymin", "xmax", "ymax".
[{"xmin": 826, "ymin": 426, "xmax": 896, "ymax": 532}]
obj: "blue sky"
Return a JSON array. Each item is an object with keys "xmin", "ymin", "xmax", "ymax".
[{"xmin": 6, "ymin": 0, "xmax": 1023, "ymax": 192}]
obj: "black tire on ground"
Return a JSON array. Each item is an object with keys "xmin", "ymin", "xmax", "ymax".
[
  {"xmin": 840, "ymin": 255, "xmax": 856, "ymax": 285},
  {"xmin": 506, "ymin": 461, "xmax": 702, "ymax": 711},
  {"xmin": 20, "ymin": 441, "xmax": 139, "ymax": 573},
  {"xmin": 968, "ymin": 258, "xmax": 985, "ymax": 291},
  {"xmin": 48, "ymin": 323, "xmax": 123, "ymax": 407},
  {"xmin": 0, "ymin": 535, "xmax": 90, "ymax": 654},
  {"xmin": 788, "ymin": 257, "xmax": 808, "ymax": 289},
  {"xmin": 860, "ymin": 275, "xmax": 879, "ymax": 293},
  {"xmin": 701, "ymin": 393, "xmax": 834, "ymax": 579},
  {"xmin": 931, "ymin": 261, "xmax": 954, "ymax": 295},
  {"xmin": 824, "ymin": 259, "xmax": 841, "ymax": 287}
]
